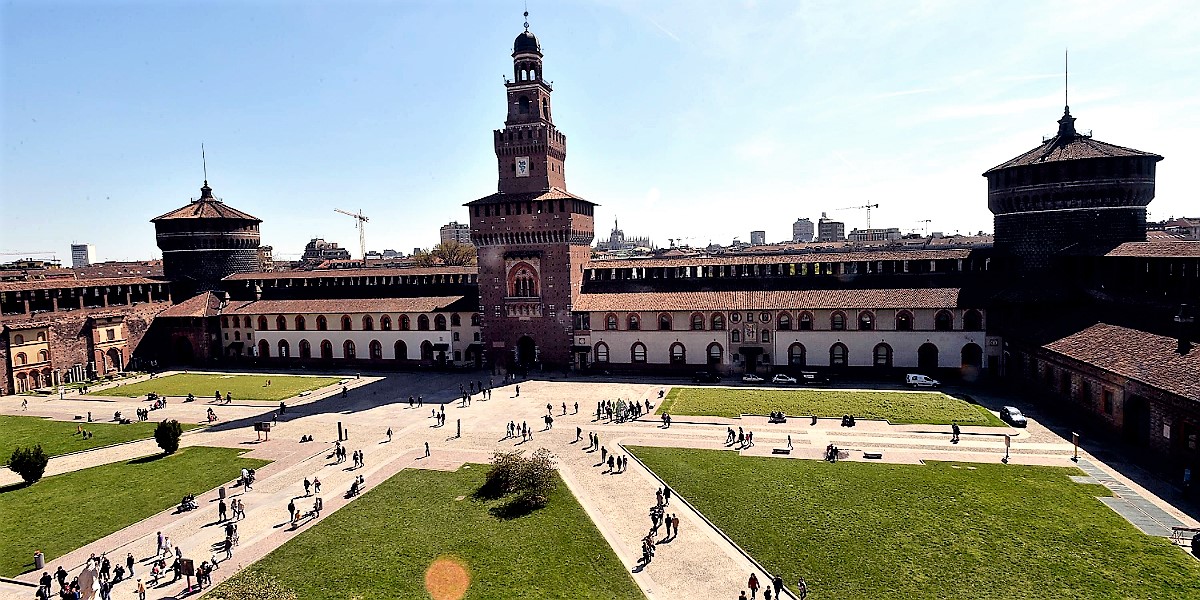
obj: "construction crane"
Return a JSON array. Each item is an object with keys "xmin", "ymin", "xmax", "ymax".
[
  {"xmin": 834, "ymin": 203, "xmax": 880, "ymax": 229},
  {"xmin": 334, "ymin": 209, "xmax": 369, "ymax": 261},
  {"xmin": 916, "ymin": 219, "xmax": 932, "ymax": 236}
]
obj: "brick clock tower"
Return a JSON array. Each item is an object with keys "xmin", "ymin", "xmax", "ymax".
[{"xmin": 467, "ymin": 17, "xmax": 596, "ymax": 371}]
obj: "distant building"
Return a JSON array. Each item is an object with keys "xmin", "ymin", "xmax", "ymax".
[
  {"xmin": 792, "ymin": 218, "xmax": 814, "ymax": 243},
  {"xmin": 596, "ymin": 218, "xmax": 653, "ymax": 251},
  {"xmin": 301, "ymin": 238, "xmax": 352, "ymax": 263},
  {"xmin": 440, "ymin": 221, "xmax": 472, "ymax": 246},
  {"xmin": 750, "ymin": 231, "xmax": 767, "ymax": 245},
  {"xmin": 847, "ymin": 227, "xmax": 902, "ymax": 242},
  {"xmin": 71, "ymin": 243, "xmax": 96, "ymax": 268},
  {"xmin": 817, "ymin": 213, "xmax": 845, "ymax": 242},
  {"xmin": 1155, "ymin": 217, "xmax": 1200, "ymax": 240},
  {"xmin": 257, "ymin": 246, "xmax": 274, "ymax": 272}
]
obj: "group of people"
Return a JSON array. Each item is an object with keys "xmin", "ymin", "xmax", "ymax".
[
  {"xmin": 37, "ymin": 552, "xmax": 138, "ymax": 600},
  {"xmin": 726, "ymin": 427, "xmax": 755, "ymax": 449},
  {"xmin": 430, "ymin": 407, "xmax": 448, "ymax": 427},
  {"xmin": 767, "ymin": 411, "xmax": 787, "ymax": 423},
  {"xmin": 507, "ymin": 420, "xmax": 534, "ymax": 442},
  {"xmin": 213, "ymin": 391, "xmax": 233, "ymax": 404},
  {"xmin": 741, "ymin": 573, "xmax": 801, "ymax": 600},
  {"xmin": 132, "ymin": 407, "xmax": 152, "ymax": 422},
  {"xmin": 596, "ymin": 398, "xmax": 651, "ymax": 423},
  {"xmin": 637, "ymin": 487, "xmax": 677, "ymax": 566},
  {"xmin": 840, "ymin": 414, "xmax": 857, "ymax": 428}
]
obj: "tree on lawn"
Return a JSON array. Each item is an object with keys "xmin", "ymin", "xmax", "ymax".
[
  {"xmin": 8, "ymin": 445, "xmax": 49, "ymax": 484},
  {"xmin": 155, "ymin": 419, "xmax": 184, "ymax": 454}
]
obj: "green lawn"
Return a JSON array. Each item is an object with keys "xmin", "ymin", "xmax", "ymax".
[
  {"xmin": 659, "ymin": 387, "xmax": 1004, "ymax": 426},
  {"xmin": 1, "ymin": 415, "xmax": 198, "ymax": 464},
  {"xmin": 631, "ymin": 446, "xmax": 1200, "ymax": 600},
  {"xmin": 213, "ymin": 465, "xmax": 642, "ymax": 600},
  {"xmin": 0, "ymin": 447, "xmax": 268, "ymax": 576},
  {"xmin": 91, "ymin": 373, "xmax": 341, "ymax": 402}
]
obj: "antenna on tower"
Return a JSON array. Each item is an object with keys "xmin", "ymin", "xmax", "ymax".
[
  {"xmin": 523, "ymin": 3, "xmax": 530, "ymax": 31},
  {"xmin": 1064, "ymin": 48, "xmax": 1069, "ymax": 112},
  {"xmin": 201, "ymin": 143, "xmax": 208, "ymax": 184}
]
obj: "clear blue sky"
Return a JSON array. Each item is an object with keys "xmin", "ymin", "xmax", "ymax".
[{"xmin": 3, "ymin": 0, "xmax": 1197, "ymax": 261}]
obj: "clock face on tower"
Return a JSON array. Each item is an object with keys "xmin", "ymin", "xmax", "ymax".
[{"xmin": 516, "ymin": 156, "xmax": 530, "ymax": 178}]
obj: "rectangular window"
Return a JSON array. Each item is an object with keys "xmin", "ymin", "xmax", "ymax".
[
  {"xmin": 106, "ymin": 328, "xmax": 115, "ymax": 341},
  {"xmin": 1102, "ymin": 390, "xmax": 1114, "ymax": 415},
  {"xmin": 453, "ymin": 332, "xmax": 460, "ymax": 341}
]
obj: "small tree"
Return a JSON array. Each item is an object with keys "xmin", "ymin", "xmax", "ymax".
[
  {"xmin": 154, "ymin": 419, "xmax": 184, "ymax": 454},
  {"xmin": 516, "ymin": 447, "xmax": 557, "ymax": 508},
  {"xmin": 8, "ymin": 445, "xmax": 49, "ymax": 484},
  {"xmin": 483, "ymin": 450, "xmax": 525, "ymax": 497},
  {"xmin": 208, "ymin": 570, "xmax": 296, "ymax": 600}
]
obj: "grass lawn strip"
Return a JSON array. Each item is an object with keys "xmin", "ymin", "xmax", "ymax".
[
  {"xmin": 0, "ymin": 446, "xmax": 268, "ymax": 577},
  {"xmin": 660, "ymin": 387, "xmax": 1004, "ymax": 426},
  {"xmin": 213, "ymin": 465, "xmax": 642, "ymax": 600},
  {"xmin": 92, "ymin": 373, "xmax": 341, "ymax": 402},
  {"xmin": 0, "ymin": 415, "xmax": 199, "ymax": 464},
  {"xmin": 631, "ymin": 446, "xmax": 1200, "ymax": 600}
]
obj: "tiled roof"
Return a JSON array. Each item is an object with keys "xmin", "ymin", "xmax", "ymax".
[
  {"xmin": 464, "ymin": 187, "xmax": 597, "ymax": 206},
  {"xmin": 1104, "ymin": 241, "xmax": 1200, "ymax": 258},
  {"xmin": 0, "ymin": 276, "xmax": 163, "ymax": 293},
  {"xmin": 575, "ymin": 288, "xmax": 965, "ymax": 312},
  {"xmin": 985, "ymin": 132, "xmax": 1161, "ymax": 173},
  {"xmin": 223, "ymin": 296, "xmax": 469, "ymax": 315},
  {"xmin": 1043, "ymin": 323, "xmax": 1200, "ymax": 402},
  {"xmin": 586, "ymin": 249, "xmax": 972, "ymax": 270},
  {"xmin": 224, "ymin": 267, "xmax": 476, "ymax": 281},
  {"xmin": 151, "ymin": 199, "xmax": 260, "ymax": 222},
  {"xmin": 157, "ymin": 292, "xmax": 223, "ymax": 318}
]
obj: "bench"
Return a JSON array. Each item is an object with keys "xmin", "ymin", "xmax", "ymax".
[
  {"xmin": 863, "ymin": 451, "xmax": 883, "ymax": 460},
  {"xmin": 768, "ymin": 417, "xmax": 787, "ymax": 424},
  {"xmin": 1170, "ymin": 526, "xmax": 1200, "ymax": 544},
  {"xmin": 771, "ymin": 448, "xmax": 791, "ymax": 455}
]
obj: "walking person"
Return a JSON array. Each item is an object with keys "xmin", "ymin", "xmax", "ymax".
[
  {"xmin": 387, "ymin": 427, "xmax": 393, "ymax": 443},
  {"xmin": 313, "ymin": 477, "xmax": 321, "ymax": 494},
  {"xmin": 126, "ymin": 553, "xmax": 135, "ymax": 577},
  {"xmin": 672, "ymin": 514, "xmax": 680, "ymax": 538},
  {"xmin": 288, "ymin": 499, "xmax": 296, "ymax": 523},
  {"xmin": 576, "ymin": 426, "xmax": 582, "ymax": 442},
  {"xmin": 748, "ymin": 573, "xmax": 761, "ymax": 599},
  {"xmin": 772, "ymin": 575, "xmax": 784, "ymax": 599},
  {"xmin": 425, "ymin": 441, "xmax": 430, "ymax": 457},
  {"xmin": 218, "ymin": 498, "xmax": 228, "ymax": 521},
  {"xmin": 664, "ymin": 485, "xmax": 672, "ymax": 505},
  {"xmin": 304, "ymin": 478, "xmax": 312, "ymax": 496},
  {"xmin": 797, "ymin": 576, "xmax": 808, "ymax": 599}
]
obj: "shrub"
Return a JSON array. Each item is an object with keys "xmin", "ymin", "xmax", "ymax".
[
  {"xmin": 154, "ymin": 419, "xmax": 184, "ymax": 454},
  {"xmin": 481, "ymin": 448, "xmax": 557, "ymax": 511},
  {"xmin": 8, "ymin": 445, "xmax": 50, "ymax": 484},
  {"xmin": 483, "ymin": 450, "xmax": 525, "ymax": 498},
  {"xmin": 209, "ymin": 570, "xmax": 297, "ymax": 600}
]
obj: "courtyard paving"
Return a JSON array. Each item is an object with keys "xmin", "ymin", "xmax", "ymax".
[{"xmin": 1, "ymin": 372, "xmax": 1195, "ymax": 599}]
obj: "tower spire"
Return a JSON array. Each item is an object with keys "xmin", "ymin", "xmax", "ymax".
[
  {"xmin": 1056, "ymin": 49, "xmax": 1077, "ymax": 138},
  {"xmin": 201, "ymin": 143, "xmax": 208, "ymax": 185},
  {"xmin": 523, "ymin": 4, "xmax": 529, "ymax": 32}
]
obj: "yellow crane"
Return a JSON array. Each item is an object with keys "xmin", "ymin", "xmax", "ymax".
[{"xmin": 334, "ymin": 209, "xmax": 369, "ymax": 261}]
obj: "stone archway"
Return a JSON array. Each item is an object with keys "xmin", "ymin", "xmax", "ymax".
[
  {"xmin": 918, "ymin": 343, "xmax": 939, "ymax": 371},
  {"xmin": 516, "ymin": 336, "xmax": 537, "ymax": 368},
  {"xmin": 173, "ymin": 336, "xmax": 195, "ymax": 364}
]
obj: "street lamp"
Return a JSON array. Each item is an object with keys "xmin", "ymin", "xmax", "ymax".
[{"xmin": 1002, "ymin": 434, "xmax": 1010, "ymax": 464}]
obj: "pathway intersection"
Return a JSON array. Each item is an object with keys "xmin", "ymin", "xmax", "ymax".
[{"xmin": 1, "ymin": 373, "xmax": 1195, "ymax": 599}]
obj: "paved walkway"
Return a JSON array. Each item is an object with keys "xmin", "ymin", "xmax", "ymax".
[{"xmin": 2, "ymin": 374, "xmax": 1196, "ymax": 600}]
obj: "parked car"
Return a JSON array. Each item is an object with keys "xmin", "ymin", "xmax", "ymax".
[
  {"xmin": 741, "ymin": 374, "xmax": 765, "ymax": 383},
  {"xmin": 1000, "ymin": 405, "xmax": 1028, "ymax": 427},
  {"xmin": 905, "ymin": 373, "xmax": 940, "ymax": 388},
  {"xmin": 771, "ymin": 374, "xmax": 798, "ymax": 385},
  {"xmin": 692, "ymin": 371, "xmax": 721, "ymax": 383},
  {"xmin": 799, "ymin": 371, "xmax": 830, "ymax": 385}
]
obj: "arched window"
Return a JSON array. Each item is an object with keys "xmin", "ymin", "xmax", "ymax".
[
  {"xmin": 518, "ymin": 95, "xmax": 530, "ymax": 114},
  {"xmin": 873, "ymin": 343, "xmax": 892, "ymax": 368},
  {"xmin": 362, "ymin": 315, "xmax": 374, "ymax": 331},
  {"xmin": 690, "ymin": 313, "xmax": 705, "ymax": 330},
  {"xmin": 278, "ymin": 339, "xmax": 290, "ymax": 358},
  {"xmin": 918, "ymin": 343, "xmax": 939, "ymax": 369},
  {"xmin": 658, "ymin": 313, "xmax": 672, "ymax": 331},
  {"xmin": 711, "ymin": 313, "xmax": 725, "ymax": 330},
  {"xmin": 707, "ymin": 342, "xmax": 723, "ymax": 365},
  {"xmin": 36, "ymin": 332, "xmax": 45, "ymax": 341},
  {"xmin": 669, "ymin": 342, "xmax": 686, "ymax": 364},
  {"xmin": 418, "ymin": 315, "xmax": 430, "ymax": 331},
  {"xmin": 234, "ymin": 330, "xmax": 241, "ymax": 341},
  {"xmin": 896, "ymin": 311, "xmax": 913, "ymax": 331},
  {"xmin": 381, "ymin": 315, "xmax": 392, "ymax": 331},
  {"xmin": 420, "ymin": 341, "xmax": 434, "ymax": 362},
  {"xmin": 963, "ymin": 310, "xmax": 983, "ymax": 332},
  {"xmin": 935, "ymin": 310, "xmax": 954, "ymax": 331},
  {"xmin": 961, "ymin": 343, "xmax": 983, "ymax": 368},
  {"xmin": 257, "ymin": 316, "xmax": 268, "ymax": 331},
  {"xmin": 38, "ymin": 349, "xmax": 48, "ymax": 362},
  {"xmin": 258, "ymin": 339, "xmax": 270, "ymax": 358},
  {"xmin": 15, "ymin": 352, "xmax": 27, "ymax": 365},
  {"xmin": 341, "ymin": 315, "xmax": 353, "ymax": 331},
  {"xmin": 627, "ymin": 314, "xmax": 640, "ymax": 330},
  {"xmin": 858, "ymin": 311, "xmax": 874, "ymax": 331},
  {"xmin": 14, "ymin": 334, "xmax": 24, "ymax": 344},
  {"xmin": 778, "ymin": 313, "xmax": 792, "ymax": 331},
  {"xmin": 343, "ymin": 340, "xmax": 357, "ymax": 359},
  {"xmin": 296, "ymin": 315, "xmax": 307, "ymax": 331},
  {"xmin": 760, "ymin": 329, "xmax": 771, "ymax": 343},
  {"xmin": 731, "ymin": 330, "xmax": 741, "ymax": 343},
  {"xmin": 239, "ymin": 316, "xmax": 248, "ymax": 328},
  {"xmin": 831, "ymin": 311, "xmax": 846, "ymax": 331},
  {"xmin": 830, "ymin": 343, "xmax": 848, "ymax": 367},
  {"xmin": 317, "ymin": 316, "xmax": 328, "ymax": 331},
  {"xmin": 435, "ymin": 314, "xmax": 447, "ymax": 331},
  {"xmin": 471, "ymin": 314, "xmax": 481, "ymax": 326},
  {"xmin": 799, "ymin": 312, "xmax": 813, "ymax": 331},
  {"xmin": 276, "ymin": 315, "xmax": 287, "ymax": 331},
  {"xmin": 605, "ymin": 313, "xmax": 618, "ymax": 331},
  {"xmin": 788, "ymin": 343, "xmax": 806, "ymax": 366},
  {"xmin": 631, "ymin": 342, "xmax": 647, "ymax": 363},
  {"xmin": 369, "ymin": 340, "xmax": 383, "ymax": 360},
  {"xmin": 394, "ymin": 340, "xmax": 407, "ymax": 360},
  {"xmin": 320, "ymin": 340, "xmax": 333, "ymax": 360},
  {"xmin": 221, "ymin": 316, "xmax": 229, "ymax": 328},
  {"xmin": 299, "ymin": 339, "xmax": 311, "ymax": 359},
  {"xmin": 594, "ymin": 342, "xmax": 610, "ymax": 363},
  {"xmin": 451, "ymin": 313, "xmax": 461, "ymax": 327},
  {"xmin": 401, "ymin": 315, "xmax": 411, "ymax": 330}
]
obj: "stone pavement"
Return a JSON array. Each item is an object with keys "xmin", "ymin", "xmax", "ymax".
[{"xmin": 2, "ymin": 373, "xmax": 1196, "ymax": 600}]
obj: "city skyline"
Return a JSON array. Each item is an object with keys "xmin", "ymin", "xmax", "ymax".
[{"xmin": 3, "ymin": 0, "xmax": 1198, "ymax": 261}]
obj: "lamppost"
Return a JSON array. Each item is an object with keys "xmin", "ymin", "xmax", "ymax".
[
  {"xmin": 1002, "ymin": 434, "xmax": 1010, "ymax": 464},
  {"xmin": 1071, "ymin": 432, "xmax": 1080, "ymax": 462}
]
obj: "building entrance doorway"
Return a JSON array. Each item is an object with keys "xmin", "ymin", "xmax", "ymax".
[
  {"xmin": 1124, "ymin": 395, "xmax": 1152, "ymax": 444},
  {"xmin": 516, "ymin": 336, "xmax": 537, "ymax": 368}
]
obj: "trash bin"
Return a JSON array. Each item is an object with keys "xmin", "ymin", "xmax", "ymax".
[
  {"xmin": 34, "ymin": 551, "xmax": 44, "ymax": 570},
  {"xmin": 219, "ymin": 486, "xmax": 226, "ymax": 500}
]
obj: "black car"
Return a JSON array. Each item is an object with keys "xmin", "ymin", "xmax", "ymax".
[
  {"xmin": 692, "ymin": 371, "xmax": 721, "ymax": 383},
  {"xmin": 1000, "ymin": 406, "xmax": 1028, "ymax": 427}
]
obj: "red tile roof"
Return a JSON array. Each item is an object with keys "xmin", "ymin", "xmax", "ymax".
[
  {"xmin": 1043, "ymin": 323, "xmax": 1200, "ymax": 401},
  {"xmin": 1104, "ymin": 241, "xmax": 1200, "ymax": 258},
  {"xmin": 0, "ymin": 276, "xmax": 163, "ymax": 293},
  {"xmin": 464, "ymin": 187, "xmax": 597, "ymax": 206},
  {"xmin": 151, "ymin": 199, "xmax": 260, "ymax": 222},
  {"xmin": 587, "ymin": 249, "xmax": 972, "ymax": 269},
  {"xmin": 224, "ymin": 267, "xmax": 476, "ymax": 281},
  {"xmin": 157, "ymin": 292, "xmax": 223, "ymax": 318},
  {"xmin": 985, "ymin": 133, "xmax": 1161, "ymax": 173},
  {"xmin": 575, "ymin": 288, "xmax": 965, "ymax": 312},
  {"xmin": 223, "ymin": 297, "xmax": 469, "ymax": 315}
]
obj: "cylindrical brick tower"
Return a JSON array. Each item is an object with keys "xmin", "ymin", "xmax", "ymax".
[
  {"xmin": 984, "ymin": 108, "xmax": 1163, "ymax": 271},
  {"xmin": 152, "ymin": 180, "xmax": 262, "ymax": 294}
]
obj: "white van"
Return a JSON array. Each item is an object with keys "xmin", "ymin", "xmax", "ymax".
[{"xmin": 905, "ymin": 374, "xmax": 940, "ymax": 388}]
